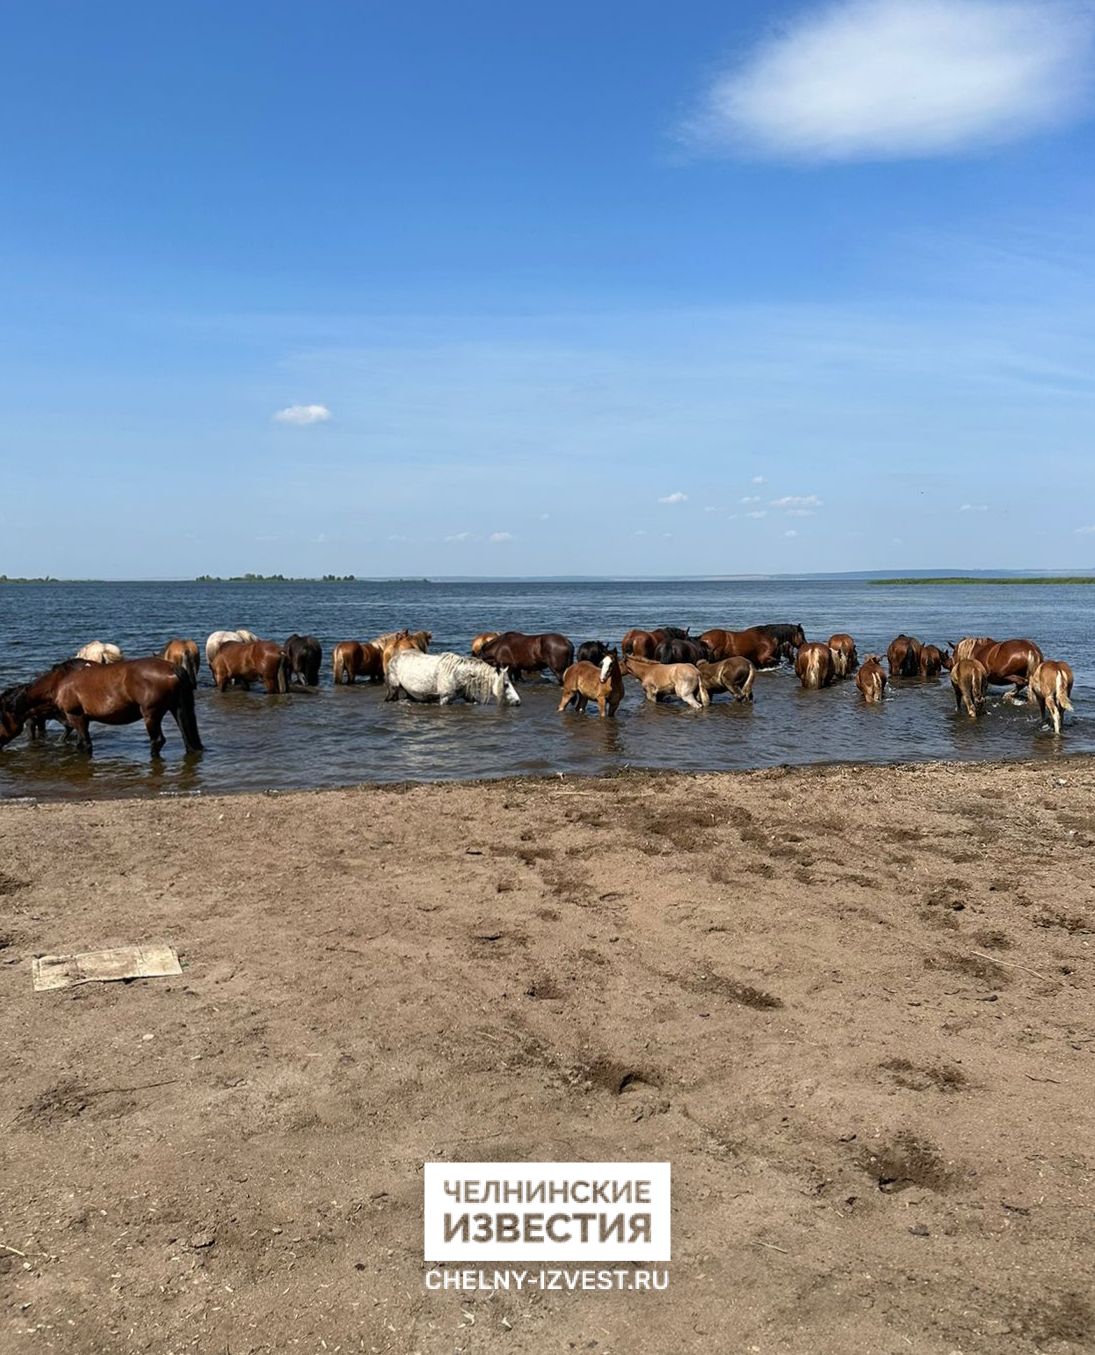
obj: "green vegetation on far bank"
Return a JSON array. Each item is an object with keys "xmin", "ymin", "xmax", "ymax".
[
  {"xmin": 195, "ymin": 573, "xmax": 360, "ymax": 583},
  {"xmin": 871, "ymin": 576, "xmax": 1095, "ymax": 587}
]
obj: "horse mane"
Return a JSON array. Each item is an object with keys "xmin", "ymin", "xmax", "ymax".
[{"xmin": 0, "ymin": 684, "xmax": 29, "ymax": 717}]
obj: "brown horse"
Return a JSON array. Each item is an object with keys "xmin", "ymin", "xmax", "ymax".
[
  {"xmin": 470, "ymin": 631, "xmax": 500, "ymax": 656},
  {"xmin": 622, "ymin": 655, "xmax": 708, "ymax": 709},
  {"xmin": 1028, "ymin": 660, "xmax": 1074, "ymax": 734},
  {"xmin": 828, "ymin": 633, "xmax": 858, "ymax": 678},
  {"xmin": 886, "ymin": 634, "xmax": 922, "ymax": 678},
  {"xmin": 855, "ymin": 655, "xmax": 886, "ymax": 704},
  {"xmin": 621, "ymin": 628, "xmax": 658, "ymax": 658},
  {"xmin": 332, "ymin": 641, "xmax": 384, "ymax": 684},
  {"xmin": 373, "ymin": 629, "xmax": 432, "ymax": 653},
  {"xmin": 951, "ymin": 637, "xmax": 1043, "ymax": 699},
  {"xmin": 285, "ymin": 634, "xmax": 322, "ymax": 685},
  {"xmin": 162, "ymin": 638, "xmax": 200, "ymax": 684},
  {"xmin": 795, "ymin": 642, "xmax": 835, "ymax": 689},
  {"xmin": 951, "ymin": 658, "xmax": 987, "ymax": 718},
  {"xmin": 20, "ymin": 658, "xmax": 202, "ymax": 756},
  {"xmin": 558, "ymin": 652, "xmax": 625, "ymax": 718},
  {"xmin": 479, "ymin": 632, "xmax": 574, "ymax": 683},
  {"xmin": 0, "ymin": 657, "xmax": 93, "ymax": 743},
  {"xmin": 918, "ymin": 644, "xmax": 948, "ymax": 678},
  {"xmin": 699, "ymin": 628, "xmax": 781, "ymax": 668},
  {"xmin": 211, "ymin": 640, "xmax": 289, "ymax": 693},
  {"xmin": 696, "ymin": 657, "xmax": 755, "ymax": 702}
]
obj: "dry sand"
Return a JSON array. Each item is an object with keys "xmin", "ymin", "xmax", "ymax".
[{"xmin": 1, "ymin": 758, "xmax": 1094, "ymax": 1354}]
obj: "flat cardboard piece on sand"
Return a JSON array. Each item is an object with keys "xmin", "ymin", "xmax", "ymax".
[{"xmin": 32, "ymin": 943, "xmax": 182, "ymax": 992}]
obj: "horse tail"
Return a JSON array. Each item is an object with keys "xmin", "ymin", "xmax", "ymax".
[
  {"xmin": 172, "ymin": 671, "xmax": 203, "ymax": 752},
  {"xmin": 697, "ymin": 675, "xmax": 710, "ymax": 707},
  {"xmin": 1057, "ymin": 668, "xmax": 1074, "ymax": 712},
  {"xmin": 171, "ymin": 660, "xmax": 195, "ymax": 690},
  {"xmin": 739, "ymin": 663, "xmax": 755, "ymax": 702},
  {"xmin": 276, "ymin": 655, "xmax": 289, "ymax": 694},
  {"xmin": 332, "ymin": 646, "xmax": 343, "ymax": 684}
]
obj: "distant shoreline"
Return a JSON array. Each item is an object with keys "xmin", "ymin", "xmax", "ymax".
[{"xmin": 871, "ymin": 576, "xmax": 1095, "ymax": 586}]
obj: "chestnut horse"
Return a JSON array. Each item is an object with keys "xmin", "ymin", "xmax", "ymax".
[
  {"xmin": 3, "ymin": 658, "xmax": 202, "ymax": 757},
  {"xmin": 558, "ymin": 652, "xmax": 625, "ymax": 718},
  {"xmin": 211, "ymin": 640, "xmax": 289, "ymax": 693},
  {"xmin": 696, "ymin": 657, "xmax": 755, "ymax": 702},
  {"xmin": 886, "ymin": 634, "xmax": 922, "ymax": 678},
  {"xmin": 828, "ymin": 633, "xmax": 858, "ymax": 678},
  {"xmin": 478, "ymin": 632, "xmax": 574, "ymax": 683},
  {"xmin": 699, "ymin": 628, "xmax": 781, "ymax": 668},
  {"xmin": 622, "ymin": 655, "xmax": 708, "ymax": 709},
  {"xmin": 918, "ymin": 644, "xmax": 949, "ymax": 678},
  {"xmin": 795, "ymin": 642, "xmax": 835, "ymax": 689},
  {"xmin": 332, "ymin": 641, "xmax": 384, "ymax": 684},
  {"xmin": 206, "ymin": 629, "xmax": 258, "ymax": 670},
  {"xmin": 471, "ymin": 631, "xmax": 500, "ymax": 656},
  {"xmin": 1028, "ymin": 660, "xmax": 1074, "ymax": 734},
  {"xmin": 855, "ymin": 656, "xmax": 886, "ymax": 705},
  {"xmin": 162, "ymin": 638, "xmax": 200, "ymax": 684},
  {"xmin": 951, "ymin": 658, "xmax": 987, "ymax": 718},
  {"xmin": 951, "ymin": 637, "xmax": 1043, "ymax": 699}
]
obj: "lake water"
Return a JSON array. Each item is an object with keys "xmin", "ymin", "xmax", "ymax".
[{"xmin": 0, "ymin": 579, "xmax": 1089, "ymax": 802}]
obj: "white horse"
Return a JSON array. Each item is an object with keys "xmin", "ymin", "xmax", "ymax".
[
  {"xmin": 386, "ymin": 651, "xmax": 520, "ymax": 706},
  {"xmin": 75, "ymin": 641, "xmax": 124, "ymax": 664},
  {"xmin": 205, "ymin": 629, "xmax": 258, "ymax": 670}
]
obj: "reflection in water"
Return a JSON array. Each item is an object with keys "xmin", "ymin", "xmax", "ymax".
[{"xmin": 0, "ymin": 578, "xmax": 1089, "ymax": 802}]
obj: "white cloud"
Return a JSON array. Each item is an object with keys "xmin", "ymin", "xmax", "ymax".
[
  {"xmin": 704, "ymin": 505, "xmax": 719, "ymax": 512},
  {"xmin": 784, "ymin": 529, "xmax": 799, "ymax": 538},
  {"xmin": 686, "ymin": 0, "xmax": 1094, "ymax": 162},
  {"xmin": 748, "ymin": 510, "xmax": 767, "ymax": 519},
  {"xmin": 1075, "ymin": 524, "xmax": 1095, "ymax": 534},
  {"xmin": 489, "ymin": 531, "xmax": 514, "ymax": 543},
  {"xmin": 741, "ymin": 495, "xmax": 761, "ymax": 504},
  {"xmin": 771, "ymin": 494, "xmax": 823, "ymax": 510},
  {"xmin": 444, "ymin": 531, "xmax": 474, "ymax": 543},
  {"xmin": 273, "ymin": 403, "xmax": 332, "ymax": 425},
  {"xmin": 960, "ymin": 502, "xmax": 989, "ymax": 512},
  {"xmin": 751, "ymin": 475, "xmax": 767, "ymax": 484},
  {"xmin": 659, "ymin": 491, "xmax": 688, "ymax": 504}
]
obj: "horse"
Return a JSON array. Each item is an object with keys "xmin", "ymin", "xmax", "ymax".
[
  {"xmin": 205, "ymin": 629, "xmax": 258, "ymax": 670},
  {"xmin": 828, "ymin": 633, "xmax": 858, "ymax": 678},
  {"xmin": 23, "ymin": 658, "xmax": 202, "ymax": 757},
  {"xmin": 379, "ymin": 630, "xmax": 423, "ymax": 673},
  {"xmin": 558, "ymin": 652, "xmax": 625, "ymax": 718},
  {"xmin": 332, "ymin": 641, "xmax": 384, "ymax": 684},
  {"xmin": 696, "ymin": 657, "xmax": 755, "ymax": 702},
  {"xmin": 471, "ymin": 632, "xmax": 500, "ymax": 656},
  {"xmin": 757, "ymin": 623, "xmax": 806, "ymax": 661},
  {"xmin": 655, "ymin": 636, "xmax": 711, "ymax": 665},
  {"xmin": 1028, "ymin": 660, "xmax": 1074, "ymax": 734},
  {"xmin": 795, "ymin": 642, "xmax": 835, "ymax": 690},
  {"xmin": 285, "ymin": 634, "xmax": 322, "ymax": 685},
  {"xmin": 162, "ymin": 638, "xmax": 200, "ymax": 684},
  {"xmin": 698, "ymin": 628, "xmax": 782, "ymax": 668},
  {"xmin": 855, "ymin": 655, "xmax": 886, "ymax": 705},
  {"xmin": 622, "ymin": 655, "xmax": 709, "ymax": 709},
  {"xmin": 918, "ymin": 644, "xmax": 949, "ymax": 679},
  {"xmin": 478, "ymin": 632, "xmax": 574, "ymax": 683},
  {"xmin": 211, "ymin": 640, "xmax": 289, "ymax": 693},
  {"xmin": 385, "ymin": 651, "xmax": 520, "ymax": 705},
  {"xmin": 0, "ymin": 657, "xmax": 92, "ymax": 744},
  {"xmin": 373, "ymin": 629, "xmax": 432, "ymax": 653},
  {"xmin": 950, "ymin": 637, "xmax": 1043, "ymax": 700},
  {"xmin": 75, "ymin": 641, "xmax": 124, "ymax": 664},
  {"xmin": 621, "ymin": 629, "xmax": 658, "ymax": 658},
  {"xmin": 951, "ymin": 658, "xmax": 987, "ymax": 719},
  {"xmin": 886, "ymin": 634, "xmax": 922, "ymax": 678},
  {"xmin": 576, "ymin": 640, "xmax": 612, "ymax": 664}
]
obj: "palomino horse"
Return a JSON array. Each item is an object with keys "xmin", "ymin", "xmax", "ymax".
[
  {"xmin": 162, "ymin": 638, "xmax": 200, "ymax": 684},
  {"xmin": 828, "ymin": 633, "xmax": 858, "ymax": 678},
  {"xmin": 855, "ymin": 656, "xmax": 886, "ymax": 704},
  {"xmin": 205, "ymin": 629, "xmax": 258, "ymax": 670},
  {"xmin": 696, "ymin": 657, "xmax": 755, "ymax": 702},
  {"xmin": 76, "ymin": 641, "xmax": 123, "ymax": 664},
  {"xmin": 698, "ymin": 628, "xmax": 782, "ymax": 668},
  {"xmin": 285, "ymin": 634, "xmax": 322, "ymax": 685},
  {"xmin": 886, "ymin": 635, "xmax": 922, "ymax": 678},
  {"xmin": 0, "ymin": 658, "xmax": 91, "ymax": 742},
  {"xmin": 951, "ymin": 658, "xmax": 987, "ymax": 718},
  {"xmin": 1028, "ymin": 660, "xmax": 1074, "ymax": 734},
  {"xmin": 622, "ymin": 655, "xmax": 709, "ymax": 709},
  {"xmin": 471, "ymin": 632, "xmax": 500, "ymax": 656},
  {"xmin": 951, "ymin": 637, "xmax": 1043, "ymax": 700},
  {"xmin": 918, "ymin": 644, "xmax": 949, "ymax": 678},
  {"xmin": 332, "ymin": 641, "xmax": 384, "ymax": 684},
  {"xmin": 478, "ymin": 632, "xmax": 574, "ymax": 683},
  {"xmin": 558, "ymin": 652, "xmax": 625, "ymax": 718},
  {"xmin": 795, "ymin": 642, "xmax": 835, "ymax": 689},
  {"xmin": 2, "ymin": 658, "xmax": 202, "ymax": 757},
  {"xmin": 211, "ymin": 641, "xmax": 289, "ymax": 693}
]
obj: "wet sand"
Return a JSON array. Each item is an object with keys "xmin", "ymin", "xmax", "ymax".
[{"xmin": 1, "ymin": 758, "xmax": 1093, "ymax": 1354}]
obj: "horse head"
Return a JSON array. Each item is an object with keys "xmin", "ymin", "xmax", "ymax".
[
  {"xmin": 0, "ymin": 685, "xmax": 30, "ymax": 747},
  {"xmin": 599, "ymin": 654, "xmax": 614, "ymax": 683},
  {"xmin": 494, "ymin": 666, "xmax": 520, "ymax": 706}
]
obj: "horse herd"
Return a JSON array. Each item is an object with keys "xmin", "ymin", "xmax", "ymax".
[{"xmin": 0, "ymin": 620, "xmax": 1077, "ymax": 759}]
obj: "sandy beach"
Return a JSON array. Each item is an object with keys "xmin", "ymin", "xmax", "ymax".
[{"xmin": 2, "ymin": 758, "xmax": 1093, "ymax": 1354}]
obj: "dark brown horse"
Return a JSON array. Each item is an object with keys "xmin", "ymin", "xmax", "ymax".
[
  {"xmin": 886, "ymin": 634, "xmax": 922, "ymax": 678},
  {"xmin": 285, "ymin": 633, "xmax": 322, "ymax": 685},
  {"xmin": 654, "ymin": 636, "xmax": 711, "ymax": 665},
  {"xmin": 332, "ymin": 640, "xmax": 384, "ymax": 684},
  {"xmin": 2, "ymin": 658, "xmax": 202, "ymax": 756},
  {"xmin": 211, "ymin": 640, "xmax": 289, "ymax": 693},
  {"xmin": 757, "ymin": 623, "xmax": 806, "ymax": 661},
  {"xmin": 478, "ymin": 631, "xmax": 574, "ymax": 683},
  {"xmin": 0, "ymin": 657, "xmax": 93, "ymax": 741},
  {"xmin": 699, "ymin": 628, "xmax": 781, "ymax": 668}
]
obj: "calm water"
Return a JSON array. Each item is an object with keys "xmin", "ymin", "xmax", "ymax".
[{"xmin": 0, "ymin": 579, "xmax": 1089, "ymax": 802}]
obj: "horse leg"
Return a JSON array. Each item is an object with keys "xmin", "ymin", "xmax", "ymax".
[
  {"xmin": 68, "ymin": 710, "xmax": 92, "ymax": 753},
  {"xmin": 597, "ymin": 694, "xmax": 607, "ymax": 718},
  {"xmin": 144, "ymin": 708, "xmax": 166, "ymax": 757},
  {"xmin": 557, "ymin": 688, "xmax": 572, "ymax": 712}
]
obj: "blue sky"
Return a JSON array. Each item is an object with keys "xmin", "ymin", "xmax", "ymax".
[{"xmin": 2, "ymin": 0, "xmax": 1094, "ymax": 577}]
